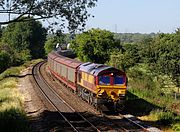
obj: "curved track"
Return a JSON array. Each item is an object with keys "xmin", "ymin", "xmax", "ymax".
[
  {"xmin": 32, "ymin": 61, "xmax": 100, "ymax": 132},
  {"xmin": 32, "ymin": 61, "xmax": 161, "ymax": 132}
]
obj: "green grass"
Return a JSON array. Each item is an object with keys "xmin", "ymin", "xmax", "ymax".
[
  {"xmin": 126, "ymin": 64, "xmax": 180, "ymax": 131},
  {"xmin": 172, "ymin": 123, "xmax": 180, "ymax": 132},
  {"xmin": 0, "ymin": 59, "xmax": 43, "ymax": 80},
  {"xmin": 0, "ymin": 108, "xmax": 30, "ymax": 132},
  {"xmin": 0, "ymin": 59, "xmax": 43, "ymax": 132}
]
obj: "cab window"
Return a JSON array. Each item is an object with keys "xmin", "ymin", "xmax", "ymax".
[
  {"xmin": 114, "ymin": 75, "xmax": 124, "ymax": 85},
  {"xmin": 99, "ymin": 76, "xmax": 110, "ymax": 85}
]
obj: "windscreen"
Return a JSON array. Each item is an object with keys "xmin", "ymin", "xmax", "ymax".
[
  {"xmin": 99, "ymin": 76, "xmax": 110, "ymax": 85},
  {"xmin": 114, "ymin": 75, "xmax": 124, "ymax": 85}
]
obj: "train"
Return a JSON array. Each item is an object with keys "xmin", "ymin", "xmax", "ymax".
[{"xmin": 47, "ymin": 51, "xmax": 127, "ymax": 111}]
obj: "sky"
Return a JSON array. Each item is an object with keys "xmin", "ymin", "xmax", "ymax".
[
  {"xmin": 85, "ymin": 0, "xmax": 180, "ymax": 33},
  {"xmin": 0, "ymin": 0, "xmax": 180, "ymax": 33}
]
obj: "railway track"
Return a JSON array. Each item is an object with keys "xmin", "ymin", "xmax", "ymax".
[
  {"xmin": 32, "ymin": 61, "xmax": 161, "ymax": 132},
  {"xmin": 32, "ymin": 61, "xmax": 100, "ymax": 132},
  {"xmin": 103, "ymin": 113, "xmax": 161, "ymax": 132}
]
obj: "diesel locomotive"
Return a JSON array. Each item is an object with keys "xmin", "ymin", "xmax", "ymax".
[{"xmin": 48, "ymin": 51, "xmax": 127, "ymax": 111}]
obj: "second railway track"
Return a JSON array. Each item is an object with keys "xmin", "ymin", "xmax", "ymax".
[{"xmin": 32, "ymin": 61, "xmax": 100, "ymax": 132}]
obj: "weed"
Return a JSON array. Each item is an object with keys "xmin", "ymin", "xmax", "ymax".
[
  {"xmin": 0, "ymin": 59, "xmax": 42, "ymax": 131},
  {"xmin": 172, "ymin": 123, "xmax": 180, "ymax": 132},
  {"xmin": 0, "ymin": 108, "xmax": 30, "ymax": 132},
  {"xmin": 0, "ymin": 67, "xmax": 23, "ymax": 80}
]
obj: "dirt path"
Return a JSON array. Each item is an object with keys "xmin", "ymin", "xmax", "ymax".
[
  {"xmin": 18, "ymin": 66, "xmax": 59, "ymax": 131},
  {"xmin": 17, "ymin": 65, "xmax": 100, "ymax": 131},
  {"xmin": 18, "ymin": 67, "xmax": 45, "ymax": 116}
]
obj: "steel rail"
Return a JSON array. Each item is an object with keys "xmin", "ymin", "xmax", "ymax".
[
  {"xmin": 32, "ymin": 61, "xmax": 100, "ymax": 132},
  {"xmin": 122, "ymin": 114, "xmax": 147, "ymax": 131}
]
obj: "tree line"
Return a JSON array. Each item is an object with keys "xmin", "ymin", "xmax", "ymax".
[
  {"xmin": 1, "ymin": 23, "xmax": 179, "ymax": 90},
  {"xmin": 0, "ymin": 0, "xmax": 97, "ymax": 73},
  {"xmin": 71, "ymin": 28, "xmax": 180, "ymax": 89},
  {"xmin": 0, "ymin": 18, "xmax": 46, "ymax": 73}
]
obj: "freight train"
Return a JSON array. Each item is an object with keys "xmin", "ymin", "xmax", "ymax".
[{"xmin": 48, "ymin": 51, "xmax": 127, "ymax": 111}]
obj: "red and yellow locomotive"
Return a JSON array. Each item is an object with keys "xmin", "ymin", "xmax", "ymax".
[{"xmin": 48, "ymin": 51, "xmax": 127, "ymax": 111}]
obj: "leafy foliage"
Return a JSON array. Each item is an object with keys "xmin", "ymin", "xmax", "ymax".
[
  {"xmin": 0, "ymin": 50, "xmax": 11, "ymax": 73},
  {"xmin": 0, "ymin": 0, "xmax": 97, "ymax": 33},
  {"xmin": 44, "ymin": 31, "xmax": 66, "ymax": 55},
  {"xmin": 71, "ymin": 28, "xmax": 122, "ymax": 63},
  {"xmin": 0, "ymin": 43, "xmax": 14, "ymax": 72},
  {"xmin": 139, "ymin": 31, "xmax": 180, "ymax": 87},
  {"xmin": 0, "ymin": 59, "xmax": 42, "ymax": 131},
  {"xmin": 2, "ymin": 17, "xmax": 47, "ymax": 59},
  {"xmin": 44, "ymin": 37, "xmax": 57, "ymax": 55},
  {"xmin": 108, "ymin": 43, "xmax": 140, "ymax": 71},
  {"xmin": 157, "ymin": 111, "xmax": 175, "ymax": 125},
  {"xmin": 112, "ymin": 30, "xmax": 180, "ymax": 88},
  {"xmin": 0, "ymin": 18, "xmax": 46, "ymax": 73},
  {"xmin": 0, "ymin": 108, "xmax": 29, "ymax": 132},
  {"xmin": 109, "ymin": 31, "xmax": 180, "ymax": 122},
  {"xmin": 0, "ymin": 26, "xmax": 2, "ymax": 39}
]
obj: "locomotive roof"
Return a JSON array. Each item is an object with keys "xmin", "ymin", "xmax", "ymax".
[{"xmin": 79, "ymin": 62, "xmax": 118, "ymax": 76}]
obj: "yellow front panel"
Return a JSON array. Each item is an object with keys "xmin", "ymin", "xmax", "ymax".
[{"xmin": 96, "ymin": 85, "xmax": 127, "ymax": 101}]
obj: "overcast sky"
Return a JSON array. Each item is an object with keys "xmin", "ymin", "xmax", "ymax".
[{"xmin": 85, "ymin": 0, "xmax": 180, "ymax": 33}]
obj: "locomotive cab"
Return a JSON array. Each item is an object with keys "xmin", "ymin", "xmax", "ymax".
[
  {"xmin": 78, "ymin": 62, "xmax": 127, "ymax": 111},
  {"xmin": 96, "ymin": 70, "xmax": 127, "ymax": 111}
]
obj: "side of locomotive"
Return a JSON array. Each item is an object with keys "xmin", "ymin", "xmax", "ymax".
[{"xmin": 47, "ymin": 52, "xmax": 127, "ymax": 111}]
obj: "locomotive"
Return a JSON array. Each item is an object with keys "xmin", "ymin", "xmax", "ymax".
[{"xmin": 48, "ymin": 51, "xmax": 127, "ymax": 111}]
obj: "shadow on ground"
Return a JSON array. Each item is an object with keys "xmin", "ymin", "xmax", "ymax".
[
  {"xmin": 0, "ymin": 108, "xmax": 30, "ymax": 132},
  {"xmin": 0, "ymin": 91, "xmax": 163, "ymax": 132},
  {"xmin": 0, "ymin": 108, "xmax": 162, "ymax": 132},
  {"xmin": 29, "ymin": 110, "xmax": 162, "ymax": 132},
  {"xmin": 123, "ymin": 91, "xmax": 161, "ymax": 116}
]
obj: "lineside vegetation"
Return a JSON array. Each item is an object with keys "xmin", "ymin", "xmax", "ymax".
[
  {"xmin": 0, "ymin": 59, "xmax": 42, "ymax": 132},
  {"xmin": 71, "ymin": 28, "xmax": 180, "ymax": 131}
]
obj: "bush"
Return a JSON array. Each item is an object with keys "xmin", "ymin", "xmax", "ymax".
[
  {"xmin": 0, "ymin": 67, "xmax": 23, "ymax": 81},
  {"xmin": 158, "ymin": 111, "xmax": 175, "ymax": 125},
  {"xmin": 172, "ymin": 123, "xmax": 180, "ymax": 132},
  {"xmin": 0, "ymin": 108, "xmax": 30, "ymax": 132},
  {"xmin": 0, "ymin": 50, "xmax": 12, "ymax": 73}
]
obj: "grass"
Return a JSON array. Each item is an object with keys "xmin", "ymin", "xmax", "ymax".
[
  {"xmin": 126, "ymin": 64, "xmax": 180, "ymax": 131},
  {"xmin": 127, "ymin": 90, "xmax": 180, "ymax": 131},
  {"xmin": 0, "ymin": 59, "xmax": 42, "ymax": 81},
  {"xmin": 0, "ymin": 59, "xmax": 42, "ymax": 132}
]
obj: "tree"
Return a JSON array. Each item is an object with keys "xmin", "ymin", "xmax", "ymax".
[
  {"xmin": 0, "ymin": 26, "xmax": 2, "ymax": 38},
  {"xmin": 109, "ymin": 44, "xmax": 139, "ymax": 71},
  {"xmin": 44, "ymin": 35, "xmax": 65, "ymax": 55},
  {"xmin": 0, "ymin": 0, "xmax": 97, "ymax": 33},
  {"xmin": 0, "ymin": 50, "xmax": 11, "ymax": 73},
  {"xmin": 71, "ymin": 28, "xmax": 122, "ymax": 63},
  {"xmin": 1, "ymin": 17, "xmax": 47, "ymax": 60},
  {"xmin": 139, "ymin": 31, "xmax": 180, "ymax": 87},
  {"xmin": 0, "ymin": 43, "xmax": 13, "ymax": 72}
]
